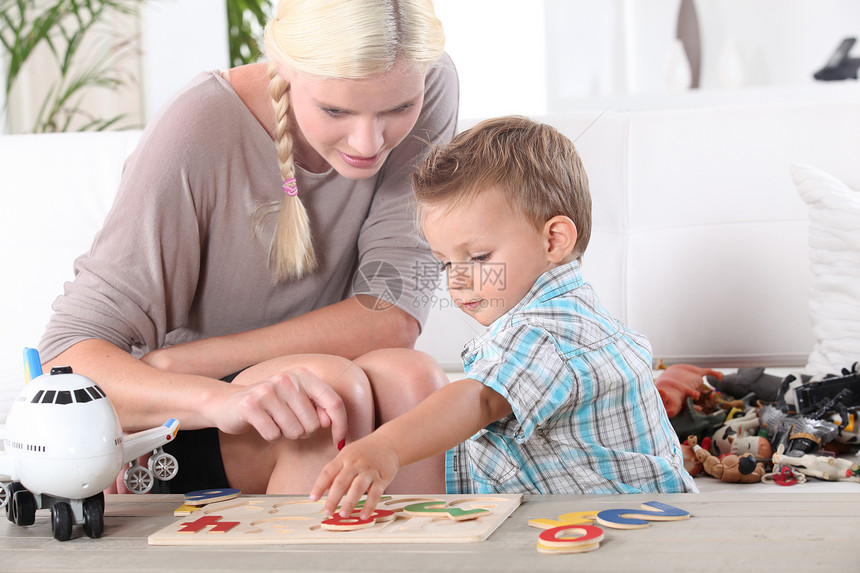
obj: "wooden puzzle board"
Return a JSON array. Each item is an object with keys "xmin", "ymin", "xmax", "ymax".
[{"xmin": 148, "ymin": 494, "xmax": 522, "ymax": 545}]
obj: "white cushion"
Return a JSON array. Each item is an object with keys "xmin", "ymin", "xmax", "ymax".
[
  {"xmin": 0, "ymin": 132, "xmax": 142, "ymax": 420},
  {"xmin": 791, "ymin": 163, "xmax": 860, "ymax": 376}
]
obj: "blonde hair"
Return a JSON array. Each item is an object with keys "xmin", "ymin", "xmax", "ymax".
[
  {"xmin": 412, "ymin": 116, "xmax": 593, "ymax": 260},
  {"xmin": 260, "ymin": 0, "xmax": 445, "ymax": 282}
]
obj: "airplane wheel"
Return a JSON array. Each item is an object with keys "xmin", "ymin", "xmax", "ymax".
[
  {"xmin": 5, "ymin": 482, "xmax": 25, "ymax": 522},
  {"xmin": 0, "ymin": 483, "xmax": 8, "ymax": 512},
  {"xmin": 83, "ymin": 497, "xmax": 104, "ymax": 539},
  {"xmin": 93, "ymin": 491, "xmax": 105, "ymax": 514},
  {"xmin": 51, "ymin": 502, "xmax": 73, "ymax": 541},
  {"xmin": 11, "ymin": 489, "xmax": 36, "ymax": 526},
  {"xmin": 149, "ymin": 452, "xmax": 179, "ymax": 481},
  {"xmin": 124, "ymin": 464, "xmax": 154, "ymax": 494}
]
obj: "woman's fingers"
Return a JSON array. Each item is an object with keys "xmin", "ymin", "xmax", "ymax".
[
  {"xmin": 223, "ymin": 368, "xmax": 347, "ymax": 444},
  {"xmin": 269, "ymin": 372, "xmax": 323, "ymax": 438},
  {"xmin": 289, "ymin": 368, "xmax": 348, "ymax": 448}
]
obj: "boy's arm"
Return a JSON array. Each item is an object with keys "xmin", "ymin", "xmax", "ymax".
[{"xmin": 310, "ymin": 378, "xmax": 513, "ymax": 518}]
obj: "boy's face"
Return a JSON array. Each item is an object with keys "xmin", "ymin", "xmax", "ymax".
[{"xmin": 422, "ymin": 187, "xmax": 555, "ymax": 326}]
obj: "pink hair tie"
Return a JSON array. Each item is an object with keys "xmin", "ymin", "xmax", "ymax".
[{"xmin": 282, "ymin": 177, "xmax": 298, "ymax": 196}]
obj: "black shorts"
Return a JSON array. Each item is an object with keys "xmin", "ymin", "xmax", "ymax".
[{"xmin": 151, "ymin": 370, "xmax": 243, "ymax": 494}]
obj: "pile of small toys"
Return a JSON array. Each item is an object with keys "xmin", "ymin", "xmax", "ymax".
[{"xmin": 654, "ymin": 361, "xmax": 860, "ymax": 485}]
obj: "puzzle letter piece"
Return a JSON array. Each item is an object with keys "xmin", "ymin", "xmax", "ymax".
[
  {"xmin": 536, "ymin": 524, "xmax": 604, "ymax": 554},
  {"xmin": 347, "ymin": 496, "xmax": 392, "ymax": 510},
  {"xmin": 178, "ymin": 515, "xmax": 240, "ymax": 534},
  {"xmin": 174, "ymin": 503, "xmax": 202, "ymax": 517},
  {"xmin": 528, "ymin": 510, "xmax": 600, "ymax": 530},
  {"xmin": 184, "ymin": 488, "xmax": 241, "ymax": 506},
  {"xmin": 402, "ymin": 501, "xmax": 490, "ymax": 521},
  {"xmin": 595, "ymin": 502, "xmax": 690, "ymax": 529},
  {"xmin": 321, "ymin": 509, "xmax": 396, "ymax": 531}
]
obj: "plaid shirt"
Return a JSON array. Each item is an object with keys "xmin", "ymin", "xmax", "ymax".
[{"xmin": 445, "ymin": 261, "xmax": 697, "ymax": 494}]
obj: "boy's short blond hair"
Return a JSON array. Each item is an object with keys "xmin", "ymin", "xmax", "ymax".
[{"xmin": 412, "ymin": 115, "xmax": 592, "ymax": 259}]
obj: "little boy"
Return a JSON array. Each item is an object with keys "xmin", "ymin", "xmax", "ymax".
[{"xmin": 311, "ymin": 116, "xmax": 697, "ymax": 518}]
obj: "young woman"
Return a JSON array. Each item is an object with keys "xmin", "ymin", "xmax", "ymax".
[{"xmin": 41, "ymin": 0, "xmax": 459, "ymax": 494}]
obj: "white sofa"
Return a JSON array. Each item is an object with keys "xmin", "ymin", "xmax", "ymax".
[{"xmin": 2, "ymin": 84, "xmax": 859, "ymax": 423}]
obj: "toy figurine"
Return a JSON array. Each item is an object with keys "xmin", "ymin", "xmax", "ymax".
[
  {"xmin": 681, "ymin": 438, "xmax": 707, "ymax": 477},
  {"xmin": 0, "ymin": 348, "xmax": 180, "ymax": 541},
  {"xmin": 655, "ymin": 364, "xmax": 723, "ymax": 418},
  {"xmin": 705, "ymin": 367, "xmax": 784, "ymax": 403},
  {"xmin": 711, "ymin": 409, "xmax": 761, "ymax": 456},
  {"xmin": 670, "ymin": 397, "xmax": 727, "ymax": 443},
  {"xmin": 730, "ymin": 435, "xmax": 773, "ymax": 462},
  {"xmin": 687, "ymin": 435, "xmax": 766, "ymax": 483},
  {"xmin": 771, "ymin": 445, "xmax": 860, "ymax": 482},
  {"xmin": 759, "ymin": 404, "xmax": 838, "ymax": 457}
]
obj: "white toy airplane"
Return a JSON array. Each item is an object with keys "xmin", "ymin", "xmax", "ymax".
[{"xmin": 0, "ymin": 348, "xmax": 180, "ymax": 541}]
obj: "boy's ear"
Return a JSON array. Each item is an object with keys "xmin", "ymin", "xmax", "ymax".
[{"xmin": 542, "ymin": 215, "xmax": 578, "ymax": 263}]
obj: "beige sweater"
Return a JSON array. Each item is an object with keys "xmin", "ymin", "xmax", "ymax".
[{"xmin": 40, "ymin": 57, "xmax": 459, "ymax": 361}]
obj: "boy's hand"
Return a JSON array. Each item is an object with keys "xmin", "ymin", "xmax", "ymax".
[{"xmin": 310, "ymin": 434, "xmax": 401, "ymax": 519}]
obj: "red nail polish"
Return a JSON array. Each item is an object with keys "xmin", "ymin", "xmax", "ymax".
[{"xmin": 337, "ymin": 439, "xmax": 345, "ymax": 451}]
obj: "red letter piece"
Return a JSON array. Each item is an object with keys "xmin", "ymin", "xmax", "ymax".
[
  {"xmin": 321, "ymin": 514, "xmax": 376, "ymax": 531},
  {"xmin": 321, "ymin": 509, "xmax": 395, "ymax": 531},
  {"xmin": 537, "ymin": 524, "xmax": 604, "ymax": 554},
  {"xmin": 178, "ymin": 515, "xmax": 240, "ymax": 534}
]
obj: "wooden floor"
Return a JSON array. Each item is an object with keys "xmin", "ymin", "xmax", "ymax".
[{"xmin": 3, "ymin": 491, "xmax": 859, "ymax": 572}]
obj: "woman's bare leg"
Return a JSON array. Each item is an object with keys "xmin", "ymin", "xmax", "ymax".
[
  {"xmin": 352, "ymin": 348, "xmax": 449, "ymax": 493},
  {"xmin": 219, "ymin": 354, "xmax": 374, "ymax": 494}
]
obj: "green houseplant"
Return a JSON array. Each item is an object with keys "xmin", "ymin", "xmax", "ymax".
[
  {"xmin": 226, "ymin": 0, "xmax": 271, "ymax": 66},
  {"xmin": 0, "ymin": 0, "xmax": 145, "ymax": 132},
  {"xmin": 1, "ymin": 0, "xmax": 271, "ymax": 133}
]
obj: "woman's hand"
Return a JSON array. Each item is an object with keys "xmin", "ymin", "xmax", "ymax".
[
  {"xmin": 310, "ymin": 434, "xmax": 401, "ymax": 519},
  {"xmin": 208, "ymin": 367, "xmax": 349, "ymax": 449}
]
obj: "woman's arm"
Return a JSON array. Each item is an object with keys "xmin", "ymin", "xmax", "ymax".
[
  {"xmin": 45, "ymin": 338, "xmax": 348, "ymax": 445},
  {"xmin": 310, "ymin": 378, "xmax": 513, "ymax": 518},
  {"xmin": 141, "ymin": 296, "xmax": 419, "ymax": 378}
]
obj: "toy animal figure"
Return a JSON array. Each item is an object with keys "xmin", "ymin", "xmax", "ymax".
[
  {"xmin": 687, "ymin": 436, "xmax": 765, "ymax": 483},
  {"xmin": 730, "ymin": 436, "xmax": 773, "ymax": 462},
  {"xmin": 670, "ymin": 397, "xmax": 727, "ymax": 443},
  {"xmin": 655, "ymin": 364, "xmax": 723, "ymax": 418},
  {"xmin": 681, "ymin": 437, "xmax": 711, "ymax": 477},
  {"xmin": 771, "ymin": 445, "xmax": 860, "ymax": 482},
  {"xmin": 705, "ymin": 367, "xmax": 784, "ymax": 403},
  {"xmin": 711, "ymin": 410, "xmax": 762, "ymax": 456}
]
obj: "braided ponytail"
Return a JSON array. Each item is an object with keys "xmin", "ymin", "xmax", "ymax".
[{"xmin": 264, "ymin": 63, "xmax": 316, "ymax": 281}]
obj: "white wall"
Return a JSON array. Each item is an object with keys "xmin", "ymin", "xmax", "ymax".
[
  {"xmin": 437, "ymin": 0, "xmax": 860, "ymax": 117},
  {"xmin": 694, "ymin": 0, "xmax": 860, "ymax": 89},
  {"xmin": 434, "ymin": 0, "xmax": 548, "ymax": 120},
  {"xmin": 141, "ymin": 0, "xmax": 230, "ymax": 118},
  {"xmin": 5, "ymin": 1, "xmax": 856, "ymax": 130}
]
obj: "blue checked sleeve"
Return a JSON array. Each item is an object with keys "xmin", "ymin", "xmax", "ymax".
[{"xmin": 463, "ymin": 322, "xmax": 571, "ymax": 442}]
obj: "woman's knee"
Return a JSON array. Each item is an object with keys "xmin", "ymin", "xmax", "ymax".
[
  {"xmin": 220, "ymin": 354, "xmax": 376, "ymax": 492},
  {"xmin": 233, "ymin": 354, "xmax": 368, "ymax": 393},
  {"xmin": 354, "ymin": 348, "xmax": 448, "ymax": 421},
  {"xmin": 230, "ymin": 353, "xmax": 374, "ymax": 434}
]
